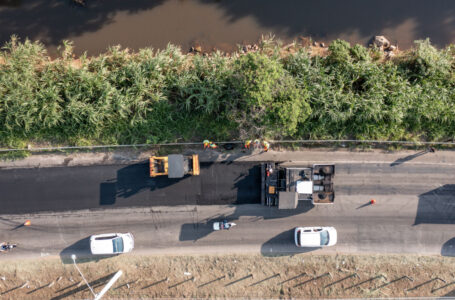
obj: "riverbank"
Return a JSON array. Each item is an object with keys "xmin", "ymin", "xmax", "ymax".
[{"xmin": 1, "ymin": 0, "xmax": 454, "ymax": 57}]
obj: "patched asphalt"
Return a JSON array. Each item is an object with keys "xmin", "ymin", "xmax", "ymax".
[{"xmin": 0, "ymin": 162, "xmax": 261, "ymax": 214}]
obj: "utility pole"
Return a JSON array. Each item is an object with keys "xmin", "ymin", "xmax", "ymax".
[{"xmin": 71, "ymin": 254, "xmax": 123, "ymax": 300}]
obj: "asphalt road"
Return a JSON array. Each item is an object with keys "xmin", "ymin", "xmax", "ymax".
[
  {"xmin": 0, "ymin": 162, "xmax": 261, "ymax": 214},
  {"xmin": 0, "ymin": 160, "xmax": 454, "ymax": 258}
]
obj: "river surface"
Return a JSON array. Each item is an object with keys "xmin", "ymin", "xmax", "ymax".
[{"xmin": 0, "ymin": 0, "xmax": 454, "ymax": 56}]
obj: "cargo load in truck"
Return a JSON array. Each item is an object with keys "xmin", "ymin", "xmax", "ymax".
[{"xmin": 261, "ymin": 163, "xmax": 335, "ymax": 209}]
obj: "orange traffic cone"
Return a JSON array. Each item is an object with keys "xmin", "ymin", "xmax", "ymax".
[
  {"xmin": 24, "ymin": 220, "xmax": 31, "ymax": 226},
  {"xmin": 370, "ymin": 199, "xmax": 376, "ymax": 205}
]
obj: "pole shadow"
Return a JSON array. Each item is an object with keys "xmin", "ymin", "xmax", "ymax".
[
  {"xmin": 390, "ymin": 150, "xmax": 429, "ymax": 166},
  {"xmin": 142, "ymin": 277, "xmax": 168, "ymax": 290},
  {"xmin": 356, "ymin": 201, "xmax": 373, "ymax": 209},
  {"xmin": 51, "ymin": 272, "xmax": 117, "ymax": 300}
]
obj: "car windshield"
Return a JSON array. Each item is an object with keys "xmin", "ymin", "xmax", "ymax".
[
  {"xmin": 112, "ymin": 237, "xmax": 124, "ymax": 253},
  {"xmin": 320, "ymin": 230, "xmax": 329, "ymax": 245}
]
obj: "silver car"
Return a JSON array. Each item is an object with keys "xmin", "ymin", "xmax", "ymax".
[
  {"xmin": 294, "ymin": 227, "xmax": 337, "ymax": 247},
  {"xmin": 90, "ymin": 233, "xmax": 134, "ymax": 255}
]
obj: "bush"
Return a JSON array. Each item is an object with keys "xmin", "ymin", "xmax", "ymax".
[{"xmin": 0, "ymin": 36, "xmax": 454, "ymax": 148}]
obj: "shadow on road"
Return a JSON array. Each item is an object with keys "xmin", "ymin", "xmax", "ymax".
[
  {"xmin": 415, "ymin": 184, "xmax": 455, "ymax": 225},
  {"xmin": 59, "ymin": 236, "xmax": 116, "ymax": 264},
  {"xmin": 179, "ymin": 223, "xmax": 213, "ymax": 242},
  {"xmin": 260, "ymin": 228, "xmax": 320, "ymax": 257},
  {"xmin": 179, "ymin": 212, "xmax": 239, "ymax": 241},
  {"xmin": 99, "ymin": 161, "xmax": 260, "ymax": 207},
  {"xmin": 390, "ymin": 150, "xmax": 430, "ymax": 166},
  {"xmin": 441, "ymin": 237, "xmax": 455, "ymax": 257},
  {"xmin": 99, "ymin": 161, "xmax": 188, "ymax": 206},
  {"xmin": 178, "ymin": 202, "xmax": 314, "ymax": 242}
]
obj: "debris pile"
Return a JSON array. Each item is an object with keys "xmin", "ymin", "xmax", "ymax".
[{"xmin": 371, "ymin": 35, "xmax": 398, "ymax": 58}]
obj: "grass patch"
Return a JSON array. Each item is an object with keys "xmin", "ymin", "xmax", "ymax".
[{"xmin": 1, "ymin": 36, "xmax": 455, "ymax": 149}]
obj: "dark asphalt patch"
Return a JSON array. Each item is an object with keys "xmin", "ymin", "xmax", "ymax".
[{"xmin": 0, "ymin": 162, "xmax": 261, "ymax": 214}]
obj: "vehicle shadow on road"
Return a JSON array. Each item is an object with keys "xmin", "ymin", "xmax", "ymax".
[
  {"xmin": 441, "ymin": 237, "xmax": 455, "ymax": 257},
  {"xmin": 260, "ymin": 229, "xmax": 320, "ymax": 257},
  {"xmin": 178, "ymin": 202, "xmax": 315, "ymax": 242},
  {"xmin": 59, "ymin": 236, "xmax": 116, "ymax": 264},
  {"xmin": 179, "ymin": 223, "xmax": 214, "ymax": 242},
  {"xmin": 414, "ymin": 184, "xmax": 455, "ymax": 225},
  {"xmin": 99, "ymin": 161, "xmax": 190, "ymax": 206},
  {"xmin": 179, "ymin": 213, "xmax": 239, "ymax": 242}
]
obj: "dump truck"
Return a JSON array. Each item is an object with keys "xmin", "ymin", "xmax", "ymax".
[
  {"xmin": 149, "ymin": 154, "xmax": 200, "ymax": 178},
  {"xmin": 261, "ymin": 163, "xmax": 335, "ymax": 209}
]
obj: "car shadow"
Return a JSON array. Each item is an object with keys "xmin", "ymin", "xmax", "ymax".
[
  {"xmin": 179, "ymin": 213, "xmax": 238, "ymax": 242},
  {"xmin": 260, "ymin": 228, "xmax": 320, "ymax": 257},
  {"xmin": 59, "ymin": 236, "xmax": 117, "ymax": 264},
  {"xmin": 178, "ymin": 202, "xmax": 315, "ymax": 242},
  {"xmin": 414, "ymin": 184, "xmax": 455, "ymax": 225},
  {"xmin": 441, "ymin": 237, "xmax": 455, "ymax": 257}
]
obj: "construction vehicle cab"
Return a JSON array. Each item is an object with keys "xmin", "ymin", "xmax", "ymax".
[{"xmin": 150, "ymin": 154, "xmax": 200, "ymax": 178}]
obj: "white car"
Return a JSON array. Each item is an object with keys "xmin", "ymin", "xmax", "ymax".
[
  {"xmin": 294, "ymin": 227, "xmax": 337, "ymax": 247},
  {"xmin": 90, "ymin": 233, "xmax": 134, "ymax": 255}
]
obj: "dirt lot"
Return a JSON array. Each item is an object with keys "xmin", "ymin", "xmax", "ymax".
[{"xmin": 0, "ymin": 253, "xmax": 454, "ymax": 299}]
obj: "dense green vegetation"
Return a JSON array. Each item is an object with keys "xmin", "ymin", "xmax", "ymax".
[{"xmin": 0, "ymin": 36, "xmax": 454, "ymax": 148}]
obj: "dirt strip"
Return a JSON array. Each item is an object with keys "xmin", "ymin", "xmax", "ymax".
[{"xmin": 0, "ymin": 253, "xmax": 454, "ymax": 299}]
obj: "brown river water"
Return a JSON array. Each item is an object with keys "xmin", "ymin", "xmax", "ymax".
[{"xmin": 0, "ymin": 0, "xmax": 454, "ymax": 56}]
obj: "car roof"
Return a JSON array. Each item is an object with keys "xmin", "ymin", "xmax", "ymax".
[{"xmin": 299, "ymin": 231, "xmax": 321, "ymax": 246}]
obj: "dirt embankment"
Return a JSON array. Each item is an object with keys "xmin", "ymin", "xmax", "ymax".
[{"xmin": 0, "ymin": 254, "xmax": 454, "ymax": 299}]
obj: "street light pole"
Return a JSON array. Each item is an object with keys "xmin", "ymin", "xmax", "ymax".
[
  {"xmin": 71, "ymin": 254, "xmax": 96, "ymax": 298},
  {"xmin": 71, "ymin": 254, "xmax": 123, "ymax": 300}
]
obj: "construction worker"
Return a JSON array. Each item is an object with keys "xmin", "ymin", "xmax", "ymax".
[
  {"xmin": 244, "ymin": 140, "xmax": 252, "ymax": 149},
  {"xmin": 262, "ymin": 141, "xmax": 270, "ymax": 152},
  {"xmin": 254, "ymin": 139, "xmax": 261, "ymax": 149},
  {"xmin": 203, "ymin": 140, "xmax": 211, "ymax": 149},
  {"xmin": 209, "ymin": 142, "xmax": 218, "ymax": 149}
]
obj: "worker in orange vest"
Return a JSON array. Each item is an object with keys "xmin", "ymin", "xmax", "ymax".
[
  {"xmin": 262, "ymin": 141, "xmax": 270, "ymax": 152},
  {"xmin": 209, "ymin": 142, "xmax": 218, "ymax": 149},
  {"xmin": 203, "ymin": 140, "xmax": 211, "ymax": 149},
  {"xmin": 244, "ymin": 140, "xmax": 252, "ymax": 149}
]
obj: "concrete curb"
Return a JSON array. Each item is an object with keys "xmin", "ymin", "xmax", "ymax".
[{"xmin": 0, "ymin": 148, "xmax": 453, "ymax": 169}]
